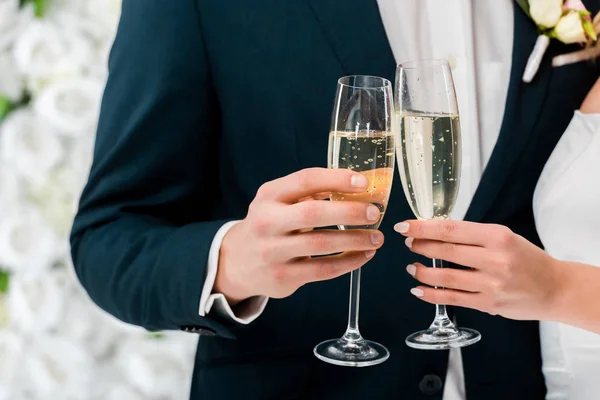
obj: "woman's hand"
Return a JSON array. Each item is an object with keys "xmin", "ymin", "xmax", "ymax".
[{"xmin": 394, "ymin": 220, "xmax": 567, "ymax": 321}]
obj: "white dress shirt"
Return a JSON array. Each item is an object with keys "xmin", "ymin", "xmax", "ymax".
[
  {"xmin": 533, "ymin": 111, "xmax": 600, "ymax": 400},
  {"xmin": 199, "ymin": 2, "xmax": 514, "ymax": 399}
]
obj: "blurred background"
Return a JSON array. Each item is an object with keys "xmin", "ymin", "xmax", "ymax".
[{"xmin": 0, "ymin": 1, "xmax": 198, "ymax": 399}]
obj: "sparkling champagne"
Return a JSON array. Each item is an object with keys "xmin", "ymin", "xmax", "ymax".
[
  {"xmin": 328, "ymin": 131, "xmax": 395, "ymax": 229},
  {"xmin": 397, "ymin": 112, "xmax": 461, "ymax": 220}
]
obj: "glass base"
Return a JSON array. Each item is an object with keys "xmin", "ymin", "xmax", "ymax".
[
  {"xmin": 314, "ymin": 338, "xmax": 390, "ymax": 367},
  {"xmin": 406, "ymin": 326, "xmax": 481, "ymax": 350}
]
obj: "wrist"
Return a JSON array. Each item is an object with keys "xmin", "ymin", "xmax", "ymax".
[
  {"xmin": 545, "ymin": 257, "xmax": 573, "ymax": 323},
  {"xmin": 214, "ymin": 221, "xmax": 254, "ymax": 306}
]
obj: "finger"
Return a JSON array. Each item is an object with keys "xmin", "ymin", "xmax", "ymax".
[
  {"xmin": 281, "ymin": 200, "xmax": 381, "ymax": 231},
  {"xmin": 407, "ymin": 262, "xmax": 487, "ymax": 292},
  {"xmin": 298, "ymin": 192, "xmax": 331, "ymax": 202},
  {"xmin": 287, "ymin": 250, "xmax": 375, "ymax": 284},
  {"xmin": 258, "ymin": 168, "xmax": 369, "ymax": 203},
  {"xmin": 395, "ymin": 220, "xmax": 513, "ymax": 247},
  {"xmin": 410, "ymin": 286, "xmax": 483, "ymax": 310},
  {"xmin": 280, "ymin": 229, "xmax": 383, "ymax": 258},
  {"xmin": 407, "ymin": 239, "xmax": 492, "ymax": 271}
]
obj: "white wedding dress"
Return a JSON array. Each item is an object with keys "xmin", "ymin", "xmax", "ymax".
[{"xmin": 533, "ymin": 111, "xmax": 600, "ymax": 400}]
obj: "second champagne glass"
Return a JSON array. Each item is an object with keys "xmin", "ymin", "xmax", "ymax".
[
  {"xmin": 313, "ymin": 75, "xmax": 394, "ymax": 367},
  {"xmin": 396, "ymin": 60, "xmax": 481, "ymax": 350}
]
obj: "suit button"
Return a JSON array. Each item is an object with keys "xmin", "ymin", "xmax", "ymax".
[
  {"xmin": 419, "ymin": 374, "xmax": 443, "ymax": 395},
  {"xmin": 180, "ymin": 326, "xmax": 217, "ymax": 336}
]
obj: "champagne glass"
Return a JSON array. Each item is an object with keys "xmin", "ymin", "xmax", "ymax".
[
  {"xmin": 313, "ymin": 75, "xmax": 395, "ymax": 367},
  {"xmin": 395, "ymin": 60, "xmax": 481, "ymax": 350}
]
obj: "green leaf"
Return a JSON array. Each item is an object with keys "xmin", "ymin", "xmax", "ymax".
[
  {"xmin": 516, "ymin": 0, "xmax": 531, "ymax": 18},
  {"xmin": 0, "ymin": 95, "xmax": 12, "ymax": 122},
  {"xmin": 583, "ymin": 18, "xmax": 597, "ymax": 40},
  {"xmin": 146, "ymin": 331, "xmax": 165, "ymax": 339},
  {"xmin": 33, "ymin": 0, "xmax": 46, "ymax": 18},
  {"xmin": 19, "ymin": 0, "xmax": 45, "ymax": 17},
  {"xmin": 0, "ymin": 270, "xmax": 9, "ymax": 294},
  {"xmin": 577, "ymin": 9, "xmax": 592, "ymax": 17}
]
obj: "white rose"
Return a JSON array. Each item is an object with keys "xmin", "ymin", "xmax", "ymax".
[
  {"xmin": 0, "ymin": 208, "xmax": 63, "ymax": 275},
  {"xmin": 0, "ymin": 53, "xmax": 23, "ymax": 102},
  {"xmin": 85, "ymin": 0, "xmax": 122, "ymax": 33},
  {"xmin": 69, "ymin": 136, "xmax": 95, "ymax": 187},
  {"xmin": 0, "ymin": 109, "xmax": 64, "ymax": 182},
  {"xmin": 0, "ymin": 0, "xmax": 22, "ymax": 51},
  {"xmin": 0, "ymin": 295, "xmax": 8, "ymax": 328},
  {"xmin": 12, "ymin": 19, "xmax": 94, "ymax": 94},
  {"xmin": 56, "ymin": 290, "xmax": 125, "ymax": 358},
  {"xmin": 50, "ymin": 0, "xmax": 120, "ymax": 41},
  {"xmin": 0, "ymin": 163, "xmax": 21, "ymax": 215},
  {"xmin": 25, "ymin": 336, "xmax": 93, "ymax": 399},
  {"xmin": 0, "ymin": 331, "xmax": 24, "ymax": 394},
  {"xmin": 530, "ymin": 0, "xmax": 563, "ymax": 28},
  {"xmin": 34, "ymin": 78, "xmax": 103, "ymax": 137},
  {"xmin": 26, "ymin": 167, "xmax": 80, "ymax": 236},
  {"xmin": 101, "ymin": 385, "xmax": 144, "ymax": 400},
  {"xmin": 554, "ymin": 11, "xmax": 587, "ymax": 43},
  {"xmin": 5, "ymin": 270, "xmax": 67, "ymax": 332},
  {"xmin": 116, "ymin": 336, "xmax": 195, "ymax": 399}
]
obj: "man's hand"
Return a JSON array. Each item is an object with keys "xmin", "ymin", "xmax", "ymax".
[{"xmin": 215, "ymin": 168, "xmax": 384, "ymax": 304}]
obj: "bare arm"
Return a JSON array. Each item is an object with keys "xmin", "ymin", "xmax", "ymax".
[
  {"xmin": 552, "ymin": 261, "xmax": 600, "ymax": 334},
  {"xmin": 394, "ymin": 220, "xmax": 600, "ymax": 335}
]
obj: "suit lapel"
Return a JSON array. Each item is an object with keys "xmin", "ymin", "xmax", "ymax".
[
  {"xmin": 465, "ymin": 6, "xmax": 553, "ymax": 222},
  {"xmin": 307, "ymin": 1, "xmax": 557, "ymax": 223},
  {"xmin": 305, "ymin": 0, "xmax": 396, "ymax": 82}
]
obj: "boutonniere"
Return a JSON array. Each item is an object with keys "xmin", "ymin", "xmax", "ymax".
[{"xmin": 517, "ymin": 0, "xmax": 600, "ymax": 82}]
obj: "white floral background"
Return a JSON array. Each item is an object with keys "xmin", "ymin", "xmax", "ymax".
[{"xmin": 0, "ymin": 1, "xmax": 198, "ymax": 399}]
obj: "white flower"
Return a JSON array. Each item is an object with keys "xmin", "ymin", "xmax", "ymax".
[
  {"xmin": 24, "ymin": 336, "xmax": 93, "ymax": 399},
  {"xmin": 116, "ymin": 336, "xmax": 195, "ymax": 399},
  {"xmin": 0, "ymin": 295, "xmax": 8, "ymax": 328},
  {"xmin": 25, "ymin": 166, "xmax": 84, "ymax": 236},
  {"xmin": 0, "ymin": 0, "xmax": 22, "ymax": 50},
  {"xmin": 55, "ymin": 290, "xmax": 125, "ymax": 358},
  {"xmin": 0, "ymin": 208, "xmax": 63, "ymax": 275},
  {"xmin": 5, "ymin": 270, "xmax": 67, "ymax": 332},
  {"xmin": 34, "ymin": 78, "xmax": 103, "ymax": 136},
  {"xmin": 102, "ymin": 385, "xmax": 144, "ymax": 400},
  {"xmin": 530, "ymin": 0, "xmax": 563, "ymax": 28},
  {"xmin": 555, "ymin": 11, "xmax": 588, "ymax": 43},
  {"xmin": 69, "ymin": 136, "xmax": 95, "ymax": 186},
  {"xmin": 25, "ymin": 168, "xmax": 79, "ymax": 236},
  {"xmin": 12, "ymin": 19, "xmax": 94, "ymax": 94},
  {"xmin": 0, "ymin": 109, "xmax": 64, "ymax": 182},
  {"xmin": 0, "ymin": 53, "xmax": 23, "ymax": 102},
  {"xmin": 0, "ymin": 332, "xmax": 24, "ymax": 394},
  {"xmin": 0, "ymin": 163, "xmax": 21, "ymax": 214}
]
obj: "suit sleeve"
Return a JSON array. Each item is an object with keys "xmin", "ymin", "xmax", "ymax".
[{"xmin": 70, "ymin": 0, "xmax": 234, "ymax": 337}]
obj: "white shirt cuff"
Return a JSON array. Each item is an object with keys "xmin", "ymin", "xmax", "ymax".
[{"xmin": 198, "ymin": 220, "xmax": 269, "ymax": 325}]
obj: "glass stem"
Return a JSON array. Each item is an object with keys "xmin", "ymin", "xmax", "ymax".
[
  {"xmin": 342, "ymin": 268, "xmax": 363, "ymax": 342},
  {"xmin": 430, "ymin": 258, "xmax": 456, "ymax": 330}
]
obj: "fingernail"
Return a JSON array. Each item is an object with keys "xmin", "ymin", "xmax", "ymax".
[
  {"xmin": 371, "ymin": 231, "xmax": 383, "ymax": 245},
  {"xmin": 351, "ymin": 174, "xmax": 369, "ymax": 188},
  {"xmin": 365, "ymin": 250, "xmax": 376, "ymax": 259},
  {"xmin": 367, "ymin": 206, "xmax": 380, "ymax": 221},
  {"xmin": 394, "ymin": 222, "xmax": 410, "ymax": 234},
  {"xmin": 410, "ymin": 288, "xmax": 424, "ymax": 297},
  {"xmin": 405, "ymin": 237, "xmax": 414, "ymax": 248},
  {"xmin": 406, "ymin": 264, "xmax": 416, "ymax": 276}
]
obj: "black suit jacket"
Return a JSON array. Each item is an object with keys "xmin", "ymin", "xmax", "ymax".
[{"xmin": 71, "ymin": 1, "xmax": 599, "ymax": 399}]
